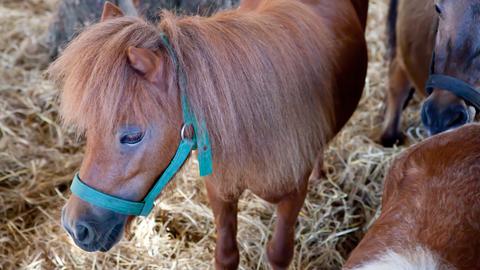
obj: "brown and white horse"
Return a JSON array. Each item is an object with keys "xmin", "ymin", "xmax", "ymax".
[
  {"xmin": 346, "ymin": 123, "xmax": 480, "ymax": 270},
  {"xmin": 49, "ymin": 1, "xmax": 368, "ymax": 268},
  {"xmin": 380, "ymin": 0, "xmax": 479, "ymax": 146}
]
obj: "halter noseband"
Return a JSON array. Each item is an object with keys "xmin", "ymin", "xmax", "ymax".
[
  {"xmin": 426, "ymin": 74, "xmax": 480, "ymax": 109},
  {"xmin": 70, "ymin": 33, "xmax": 213, "ymax": 217}
]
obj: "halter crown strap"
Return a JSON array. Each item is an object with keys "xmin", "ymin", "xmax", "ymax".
[{"xmin": 70, "ymin": 32, "xmax": 213, "ymax": 217}]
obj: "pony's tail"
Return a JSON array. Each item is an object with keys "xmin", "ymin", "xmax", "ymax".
[
  {"xmin": 350, "ymin": 0, "xmax": 369, "ymax": 32},
  {"xmin": 387, "ymin": 0, "xmax": 399, "ymax": 60}
]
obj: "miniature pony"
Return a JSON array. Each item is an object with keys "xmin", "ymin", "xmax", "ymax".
[{"xmin": 50, "ymin": 1, "xmax": 368, "ymax": 269}]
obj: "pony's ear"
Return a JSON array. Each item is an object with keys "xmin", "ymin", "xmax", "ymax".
[
  {"xmin": 101, "ymin": 1, "xmax": 124, "ymax": 22},
  {"xmin": 127, "ymin": 46, "xmax": 163, "ymax": 84}
]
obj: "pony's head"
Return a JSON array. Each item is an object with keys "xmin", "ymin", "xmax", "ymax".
[
  {"xmin": 49, "ymin": 2, "xmax": 182, "ymax": 252},
  {"xmin": 421, "ymin": 0, "xmax": 480, "ymax": 135}
]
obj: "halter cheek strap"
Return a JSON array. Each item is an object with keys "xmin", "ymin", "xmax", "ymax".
[
  {"xmin": 69, "ymin": 33, "xmax": 213, "ymax": 217},
  {"xmin": 161, "ymin": 32, "xmax": 213, "ymax": 177}
]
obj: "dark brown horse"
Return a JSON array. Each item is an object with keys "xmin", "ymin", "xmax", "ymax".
[
  {"xmin": 345, "ymin": 123, "xmax": 480, "ymax": 269},
  {"xmin": 49, "ymin": 1, "xmax": 368, "ymax": 269},
  {"xmin": 380, "ymin": 0, "xmax": 478, "ymax": 146}
]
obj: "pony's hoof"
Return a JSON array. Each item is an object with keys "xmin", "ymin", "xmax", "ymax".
[{"xmin": 380, "ymin": 132, "xmax": 405, "ymax": 147}]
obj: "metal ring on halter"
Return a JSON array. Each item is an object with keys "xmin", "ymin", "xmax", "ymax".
[
  {"xmin": 180, "ymin": 124, "xmax": 188, "ymax": 140},
  {"xmin": 181, "ymin": 124, "xmax": 194, "ymax": 140}
]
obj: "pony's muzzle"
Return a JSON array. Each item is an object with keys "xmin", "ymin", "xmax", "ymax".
[
  {"xmin": 421, "ymin": 89, "xmax": 471, "ymax": 135},
  {"xmin": 62, "ymin": 195, "xmax": 127, "ymax": 252}
]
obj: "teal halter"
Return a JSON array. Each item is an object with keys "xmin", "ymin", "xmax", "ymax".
[{"xmin": 70, "ymin": 33, "xmax": 213, "ymax": 217}]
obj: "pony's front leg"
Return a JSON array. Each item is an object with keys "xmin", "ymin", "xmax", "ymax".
[
  {"xmin": 380, "ymin": 57, "xmax": 413, "ymax": 147},
  {"xmin": 205, "ymin": 179, "xmax": 240, "ymax": 270},
  {"xmin": 267, "ymin": 176, "xmax": 309, "ymax": 270}
]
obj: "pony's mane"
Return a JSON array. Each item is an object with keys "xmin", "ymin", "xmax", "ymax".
[{"xmin": 49, "ymin": 0, "xmax": 336, "ymax": 189}]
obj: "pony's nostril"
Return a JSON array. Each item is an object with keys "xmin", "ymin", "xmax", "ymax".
[
  {"xmin": 76, "ymin": 225, "xmax": 88, "ymax": 241},
  {"xmin": 446, "ymin": 108, "xmax": 468, "ymax": 128},
  {"xmin": 75, "ymin": 222, "xmax": 94, "ymax": 244}
]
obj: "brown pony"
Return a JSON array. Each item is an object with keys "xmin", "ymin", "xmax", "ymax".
[
  {"xmin": 380, "ymin": 0, "xmax": 478, "ymax": 146},
  {"xmin": 345, "ymin": 123, "xmax": 480, "ymax": 269},
  {"xmin": 49, "ymin": 1, "xmax": 368, "ymax": 269}
]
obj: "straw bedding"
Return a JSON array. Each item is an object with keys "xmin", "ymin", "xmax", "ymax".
[{"xmin": 0, "ymin": 0, "xmax": 427, "ymax": 269}]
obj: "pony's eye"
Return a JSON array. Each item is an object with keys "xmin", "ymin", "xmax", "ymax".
[
  {"xmin": 120, "ymin": 131, "xmax": 144, "ymax": 145},
  {"xmin": 435, "ymin": 4, "xmax": 442, "ymax": 14}
]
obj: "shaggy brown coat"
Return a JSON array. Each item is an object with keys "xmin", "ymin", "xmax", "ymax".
[{"xmin": 49, "ymin": 0, "xmax": 367, "ymax": 198}]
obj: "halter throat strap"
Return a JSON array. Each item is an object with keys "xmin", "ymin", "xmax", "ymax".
[{"xmin": 70, "ymin": 32, "xmax": 213, "ymax": 217}]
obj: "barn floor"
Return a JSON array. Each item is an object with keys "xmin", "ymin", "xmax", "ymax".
[{"xmin": 0, "ymin": 0, "xmax": 426, "ymax": 269}]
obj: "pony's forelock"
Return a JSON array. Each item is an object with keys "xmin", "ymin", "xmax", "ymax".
[{"xmin": 48, "ymin": 17, "xmax": 170, "ymax": 135}]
